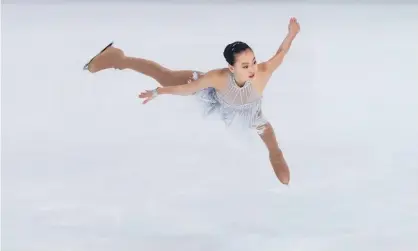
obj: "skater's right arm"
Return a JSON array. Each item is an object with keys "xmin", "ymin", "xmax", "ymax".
[{"xmin": 157, "ymin": 70, "xmax": 223, "ymax": 96}]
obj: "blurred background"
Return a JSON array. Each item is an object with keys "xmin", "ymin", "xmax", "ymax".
[{"xmin": 1, "ymin": 1, "xmax": 418, "ymax": 251}]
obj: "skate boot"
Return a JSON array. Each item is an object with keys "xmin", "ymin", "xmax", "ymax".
[{"xmin": 83, "ymin": 42, "xmax": 125, "ymax": 73}]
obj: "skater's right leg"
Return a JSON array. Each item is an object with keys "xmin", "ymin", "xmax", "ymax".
[
  {"xmin": 258, "ymin": 123, "xmax": 290, "ymax": 185},
  {"xmin": 84, "ymin": 43, "xmax": 196, "ymax": 87}
]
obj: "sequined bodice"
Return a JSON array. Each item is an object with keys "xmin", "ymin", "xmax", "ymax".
[
  {"xmin": 194, "ymin": 71, "xmax": 268, "ymax": 134},
  {"xmin": 216, "ymin": 72, "xmax": 262, "ymax": 107}
]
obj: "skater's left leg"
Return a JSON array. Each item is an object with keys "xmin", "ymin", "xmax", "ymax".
[
  {"xmin": 258, "ymin": 123, "xmax": 290, "ymax": 185},
  {"xmin": 84, "ymin": 42, "xmax": 200, "ymax": 88}
]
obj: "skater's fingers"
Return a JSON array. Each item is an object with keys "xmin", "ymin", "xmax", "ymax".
[
  {"xmin": 138, "ymin": 91, "xmax": 151, "ymax": 98},
  {"xmin": 138, "ymin": 90, "xmax": 155, "ymax": 104},
  {"xmin": 142, "ymin": 97, "xmax": 153, "ymax": 105}
]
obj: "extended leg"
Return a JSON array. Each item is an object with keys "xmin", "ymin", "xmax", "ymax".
[
  {"xmin": 258, "ymin": 123, "xmax": 290, "ymax": 185},
  {"xmin": 84, "ymin": 42, "xmax": 195, "ymax": 87}
]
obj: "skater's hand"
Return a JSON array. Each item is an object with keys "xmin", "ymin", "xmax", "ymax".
[
  {"xmin": 187, "ymin": 75, "xmax": 196, "ymax": 83},
  {"xmin": 288, "ymin": 17, "xmax": 300, "ymax": 36},
  {"xmin": 138, "ymin": 88, "xmax": 158, "ymax": 104}
]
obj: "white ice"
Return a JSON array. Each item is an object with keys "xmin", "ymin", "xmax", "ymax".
[{"xmin": 1, "ymin": 3, "xmax": 418, "ymax": 251}]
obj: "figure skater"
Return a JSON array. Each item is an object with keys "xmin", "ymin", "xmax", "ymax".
[{"xmin": 83, "ymin": 17, "xmax": 300, "ymax": 185}]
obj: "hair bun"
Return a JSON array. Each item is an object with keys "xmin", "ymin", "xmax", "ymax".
[{"xmin": 223, "ymin": 41, "xmax": 251, "ymax": 66}]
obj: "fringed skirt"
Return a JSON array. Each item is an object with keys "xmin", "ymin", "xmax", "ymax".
[{"xmin": 191, "ymin": 72, "xmax": 268, "ymax": 135}]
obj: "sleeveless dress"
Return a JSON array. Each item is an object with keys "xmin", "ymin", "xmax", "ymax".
[{"xmin": 192, "ymin": 71, "xmax": 269, "ymax": 135}]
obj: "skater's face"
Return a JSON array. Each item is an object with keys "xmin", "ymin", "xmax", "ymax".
[{"xmin": 229, "ymin": 48, "xmax": 258, "ymax": 82}]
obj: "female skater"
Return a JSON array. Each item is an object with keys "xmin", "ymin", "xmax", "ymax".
[{"xmin": 84, "ymin": 17, "xmax": 300, "ymax": 185}]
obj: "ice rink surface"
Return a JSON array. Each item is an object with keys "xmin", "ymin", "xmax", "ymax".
[{"xmin": 2, "ymin": 2, "xmax": 418, "ymax": 251}]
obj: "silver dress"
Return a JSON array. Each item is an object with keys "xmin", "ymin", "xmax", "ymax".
[{"xmin": 192, "ymin": 71, "xmax": 268, "ymax": 135}]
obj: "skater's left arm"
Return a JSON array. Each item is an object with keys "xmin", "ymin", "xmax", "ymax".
[
  {"xmin": 260, "ymin": 17, "xmax": 300, "ymax": 75},
  {"xmin": 157, "ymin": 69, "xmax": 221, "ymax": 96},
  {"xmin": 139, "ymin": 70, "xmax": 223, "ymax": 104}
]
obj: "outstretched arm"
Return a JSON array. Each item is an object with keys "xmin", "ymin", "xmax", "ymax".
[
  {"xmin": 261, "ymin": 17, "xmax": 300, "ymax": 75},
  {"xmin": 139, "ymin": 69, "xmax": 222, "ymax": 104},
  {"xmin": 157, "ymin": 71, "xmax": 217, "ymax": 96}
]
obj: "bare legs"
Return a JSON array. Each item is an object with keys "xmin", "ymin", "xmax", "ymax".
[
  {"xmin": 259, "ymin": 123, "xmax": 290, "ymax": 185},
  {"xmin": 84, "ymin": 44, "xmax": 289, "ymax": 184},
  {"xmin": 84, "ymin": 42, "xmax": 195, "ymax": 87},
  {"xmin": 118, "ymin": 56, "xmax": 195, "ymax": 87}
]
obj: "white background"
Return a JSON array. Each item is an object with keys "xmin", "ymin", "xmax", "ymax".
[{"xmin": 2, "ymin": 3, "xmax": 418, "ymax": 251}]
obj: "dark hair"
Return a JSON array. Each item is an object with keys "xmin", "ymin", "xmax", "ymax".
[{"xmin": 223, "ymin": 41, "xmax": 252, "ymax": 66}]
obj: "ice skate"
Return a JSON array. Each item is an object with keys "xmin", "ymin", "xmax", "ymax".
[{"xmin": 83, "ymin": 42, "xmax": 125, "ymax": 73}]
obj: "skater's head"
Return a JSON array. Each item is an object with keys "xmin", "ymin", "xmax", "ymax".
[{"xmin": 223, "ymin": 41, "xmax": 258, "ymax": 83}]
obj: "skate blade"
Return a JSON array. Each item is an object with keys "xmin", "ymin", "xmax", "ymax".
[{"xmin": 83, "ymin": 41, "xmax": 114, "ymax": 71}]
